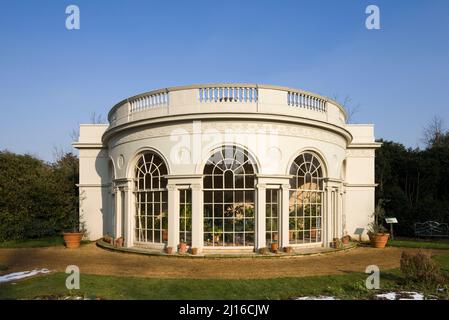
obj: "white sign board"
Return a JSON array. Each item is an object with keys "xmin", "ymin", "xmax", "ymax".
[{"xmin": 385, "ymin": 218, "xmax": 398, "ymax": 224}]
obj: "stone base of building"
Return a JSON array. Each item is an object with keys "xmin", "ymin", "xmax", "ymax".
[{"xmin": 96, "ymin": 239, "xmax": 357, "ymax": 258}]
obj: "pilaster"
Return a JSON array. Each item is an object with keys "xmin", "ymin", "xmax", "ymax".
[
  {"xmin": 280, "ymin": 183, "xmax": 291, "ymax": 248},
  {"xmin": 191, "ymin": 182, "xmax": 203, "ymax": 252},
  {"xmin": 167, "ymin": 184, "xmax": 179, "ymax": 249},
  {"xmin": 256, "ymin": 183, "xmax": 267, "ymax": 250}
]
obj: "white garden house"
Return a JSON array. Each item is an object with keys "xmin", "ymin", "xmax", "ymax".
[{"xmin": 73, "ymin": 84, "xmax": 380, "ymax": 253}]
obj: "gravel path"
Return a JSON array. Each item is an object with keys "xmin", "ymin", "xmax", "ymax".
[{"xmin": 0, "ymin": 244, "xmax": 443, "ymax": 279}]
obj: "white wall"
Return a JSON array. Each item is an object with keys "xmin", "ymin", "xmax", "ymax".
[
  {"xmin": 74, "ymin": 124, "xmax": 109, "ymax": 240},
  {"xmin": 344, "ymin": 124, "xmax": 381, "ymax": 240}
]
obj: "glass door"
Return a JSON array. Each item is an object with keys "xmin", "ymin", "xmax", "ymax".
[{"xmin": 266, "ymin": 189, "xmax": 280, "ymax": 246}]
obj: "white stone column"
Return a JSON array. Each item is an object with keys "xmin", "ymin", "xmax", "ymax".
[
  {"xmin": 256, "ymin": 183, "xmax": 267, "ymax": 250},
  {"xmin": 324, "ymin": 185, "xmax": 333, "ymax": 247},
  {"xmin": 331, "ymin": 189, "xmax": 336, "ymax": 240},
  {"xmin": 167, "ymin": 184, "xmax": 180, "ymax": 249},
  {"xmin": 341, "ymin": 187, "xmax": 347, "ymax": 235},
  {"xmin": 337, "ymin": 188, "xmax": 344, "ymax": 238},
  {"xmin": 280, "ymin": 183, "xmax": 290, "ymax": 249},
  {"xmin": 191, "ymin": 183, "xmax": 203, "ymax": 252},
  {"xmin": 124, "ymin": 179, "xmax": 134, "ymax": 247},
  {"xmin": 113, "ymin": 186, "xmax": 121, "ymax": 239}
]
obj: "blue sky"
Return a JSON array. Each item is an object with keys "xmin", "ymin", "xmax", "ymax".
[{"xmin": 0, "ymin": 0, "xmax": 448, "ymax": 161}]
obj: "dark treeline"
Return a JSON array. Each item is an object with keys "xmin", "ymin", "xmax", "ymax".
[
  {"xmin": 376, "ymin": 123, "xmax": 449, "ymax": 236},
  {"xmin": 0, "ymin": 151, "xmax": 78, "ymax": 241}
]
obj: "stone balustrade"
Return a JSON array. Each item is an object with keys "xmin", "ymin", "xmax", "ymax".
[{"xmin": 107, "ymin": 84, "xmax": 347, "ymax": 129}]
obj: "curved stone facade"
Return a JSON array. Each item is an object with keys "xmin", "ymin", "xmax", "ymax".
[{"xmin": 74, "ymin": 84, "xmax": 380, "ymax": 253}]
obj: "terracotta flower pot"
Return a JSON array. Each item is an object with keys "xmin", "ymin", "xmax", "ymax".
[
  {"xmin": 341, "ymin": 235, "xmax": 351, "ymax": 245},
  {"xmin": 63, "ymin": 232, "xmax": 83, "ymax": 249},
  {"xmin": 115, "ymin": 237, "xmax": 124, "ymax": 247},
  {"xmin": 369, "ymin": 233, "xmax": 390, "ymax": 248},
  {"xmin": 271, "ymin": 243, "xmax": 279, "ymax": 253},
  {"xmin": 103, "ymin": 235, "xmax": 113, "ymax": 244},
  {"xmin": 283, "ymin": 246, "xmax": 293, "ymax": 254},
  {"xmin": 191, "ymin": 247, "xmax": 199, "ymax": 255},
  {"xmin": 165, "ymin": 247, "xmax": 173, "ymax": 254},
  {"xmin": 179, "ymin": 242, "xmax": 187, "ymax": 253}
]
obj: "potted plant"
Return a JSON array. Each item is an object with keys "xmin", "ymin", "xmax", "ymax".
[
  {"xmin": 165, "ymin": 246, "xmax": 173, "ymax": 254},
  {"xmin": 341, "ymin": 232, "xmax": 351, "ymax": 245},
  {"xmin": 179, "ymin": 240, "xmax": 187, "ymax": 253},
  {"xmin": 367, "ymin": 200, "xmax": 390, "ymax": 248},
  {"xmin": 63, "ymin": 210, "xmax": 85, "ymax": 249},
  {"xmin": 115, "ymin": 237, "xmax": 124, "ymax": 247},
  {"xmin": 103, "ymin": 234, "xmax": 113, "ymax": 244},
  {"xmin": 332, "ymin": 237, "xmax": 343, "ymax": 249},
  {"xmin": 213, "ymin": 227, "xmax": 223, "ymax": 245},
  {"xmin": 270, "ymin": 242, "xmax": 279, "ymax": 253},
  {"xmin": 283, "ymin": 246, "xmax": 293, "ymax": 254},
  {"xmin": 191, "ymin": 247, "xmax": 199, "ymax": 255}
]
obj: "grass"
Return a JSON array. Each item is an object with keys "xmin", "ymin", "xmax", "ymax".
[
  {"xmin": 1, "ymin": 253, "xmax": 449, "ymax": 300},
  {"xmin": 388, "ymin": 238, "xmax": 449, "ymax": 250},
  {"xmin": 0, "ymin": 271, "xmax": 400, "ymax": 300},
  {"xmin": 0, "ymin": 236, "xmax": 90, "ymax": 248}
]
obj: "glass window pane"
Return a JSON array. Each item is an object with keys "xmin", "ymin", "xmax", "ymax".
[
  {"xmin": 213, "ymin": 175, "xmax": 223, "ymax": 189},
  {"xmin": 204, "ymin": 191, "xmax": 212, "ymax": 203},
  {"xmin": 225, "ymin": 171, "xmax": 233, "ymax": 188},
  {"xmin": 214, "ymin": 191, "xmax": 223, "ymax": 203},
  {"xmin": 204, "ymin": 204, "xmax": 213, "ymax": 217},
  {"xmin": 180, "ymin": 190, "xmax": 185, "ymax": 203},
  {"xmin": 235, "ymin": 175, "xmax": 244, "ymax": 188},
  {"xmin": 235, "ymin": 233, "xmax": 244, "ymax": 246},
  {"xmin": 245, "ymin": 175, "xmax": 254, "ymax": 188},
  {"xmin": 204, "ymin": 175, "xmax": 212, "ymax": 189},
  {"xmin": 245, "ymin": 233, "xmax": 254, "ymax": 245},
  {"xmin": 224, "ymin": 191, "xmax": 233, "ymax": 203},
  {"xmin": 245, "ymin": 191, "xmax": 254, "ymax": 203},
  {"xmin": 235, "ymin": 191, "xmax": 243, "ymax": 203}
]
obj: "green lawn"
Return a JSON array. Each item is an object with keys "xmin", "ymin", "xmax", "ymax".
[
  {"xmin": 388, "ymin": 238, "xmax": 449, "ymax": 250},
  {"xmin": 0, "ymin": 236, "xmax": 90, "ymax": 248},
  {"xmin": 0, "ymin": 271, "xmax": 398, "ymax": 300},
  {"xmin": 2, "ymin": 253, "xmax": 449, "ymax": 300}
]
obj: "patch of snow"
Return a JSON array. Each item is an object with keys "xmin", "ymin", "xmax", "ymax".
[
  {"xmin": 293, "ymin": 296, "xmax": 338, "ymax": 300},
  {"xmin": 33, "ymin": 295, "xmax": 102, "ymax": 300},
  {"xmin": 375, "ymin": 291, "xmax": 425, "ymax": 300},
  {"xmin": 0, "ymin": 269, "xmax": 50, "ymax": 283},
  {"xmin": 375, "ymin": 292, "xmax": 397, "ymax": 300}
]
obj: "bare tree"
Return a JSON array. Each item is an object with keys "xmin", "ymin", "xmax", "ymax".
[
  {"xmin": 331, "ymin": 94, "xmax": 361, "ymax": 123},
  {"xmin": 422, "ymin": 115, "xmax": 446, "ymax": 148},
  {"xmin": 69, "ymin": 126, "xmax": 80, "ymax": 142},
  {"xmin": 90, "ymin": 112, "xmax": 106, "ymax": 124},
  {"xmin": 52, "ymin": 144, "xmax": 70, "ymax": 162}
]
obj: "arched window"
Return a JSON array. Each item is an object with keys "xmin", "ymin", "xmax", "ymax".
[
  {"xmin": 203, "ymin": 146, "xmax": 256, "ymax": 247},
  {"xmin": 289, "ymin": 152, "xmax": 324, "ymax": 244},
  {"xmin": 134, "ymin": 152, "xmax": 168, "ymax": 244}
]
